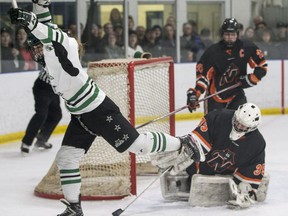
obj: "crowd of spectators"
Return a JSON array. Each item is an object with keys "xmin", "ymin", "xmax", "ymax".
[
  {"xmin": 240, "ymin": 15, "xmax": 288, "ymax": 59},
  {"xmin": 1, "ymin": 5, "xmax": 288, "ymax": 73},
  {"xmin": 1, "ymin": 26, "xmax": 37, "ymax": 73}
]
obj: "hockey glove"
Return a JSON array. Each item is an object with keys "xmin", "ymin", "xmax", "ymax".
[
  {"xmin": 186, "ymin": 88, "xmax": 200, "ymax": 113},
  {"xmin": 32, "ymin": 0, "xmax": 51, "ymax": 7},
  {"xmin": 8, "ymin": 8, "xmax": 38, "ymax": 32},
  {"xmin": 239, "ymin": 74, "xmax": 257, "ymax": 89},
  {"xmin": 227, "ymin": 180, "xmax": 257, "ymax": 209},
  {"xmin": 151, "ymin": 134, "xmax": 205, "ymax": 175}
]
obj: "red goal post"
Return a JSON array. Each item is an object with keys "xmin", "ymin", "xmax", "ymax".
[{"xmin": 34, "ymin": 57, "xmax": 175, "ymax": 200}]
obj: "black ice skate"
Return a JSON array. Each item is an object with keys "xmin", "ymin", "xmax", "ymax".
[
  {"xmin": 20, "ymin": 142, "xmax": 31, "ymax": 156},
  {"xmin": 57, "ymin": 199, "xmax": 83, "ymax": 216},
  {"xmin": 178, "ymin": 134, "xmax": 205, "ymax": 162},
  {"xmin": 34, "ymin": 140, "xmax": 53, "ymax": 150}
]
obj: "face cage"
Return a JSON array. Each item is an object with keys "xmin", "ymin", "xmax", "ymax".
[
  {"xmin": 29, "ymin": 45, "xmax": 45, "ymax": 66},
  {"xmin": 232, "ymin": 115, "xmax": 256, "ymax": 133}
]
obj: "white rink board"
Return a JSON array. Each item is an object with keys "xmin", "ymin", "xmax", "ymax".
[{"xmin": 0, "ymin": 60, "xmax": 287, "ymax": 135}]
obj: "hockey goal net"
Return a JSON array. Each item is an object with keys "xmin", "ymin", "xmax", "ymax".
[{"xmin": 34, "ymin": 57, "xmax": 175, "ymax": 200}]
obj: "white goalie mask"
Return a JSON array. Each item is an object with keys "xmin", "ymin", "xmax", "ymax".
[{"xmin": 229, "ymin": 103, "xmax": 261, "ymax": 140}]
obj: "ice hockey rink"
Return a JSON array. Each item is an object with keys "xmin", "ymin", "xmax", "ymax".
[{"xmin": 0, "ymin": 115, "xmax": 288, "ymax": 216}]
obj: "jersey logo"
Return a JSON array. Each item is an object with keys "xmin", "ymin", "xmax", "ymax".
[
  {"xmin": 198, "ymin": 117, "xmax": 208, "ymax": 132},
  {"xmin": 253, "ymin": 163, "xmax": 265, "ymax": 176},
  {"xmin": 45, "ymin": 45, "xmax": 54, "ymax": 52},
  {"xmin": 219, "ymin": 63, "xmax": 239, "ymax": 86},
  {"xmin": 207, "ymin": 148, "xmax": 235, "ymax": 172},
  {"xmin": 226, "ymin": 49, "xmax": 232, "ymax": 55}
]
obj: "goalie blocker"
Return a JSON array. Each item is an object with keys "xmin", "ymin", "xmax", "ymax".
[{"xmin": 160, "ymin": 172, "xmax": 270, "ymax": 207}]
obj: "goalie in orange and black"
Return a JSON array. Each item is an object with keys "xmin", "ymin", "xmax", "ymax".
[
  {"xmin": 187, "ymin": 18, "xmax": 267, "ymax": 114},
  {"xmin": 152, "ymin": 102, "xmax": 266, "ymax": 208}
]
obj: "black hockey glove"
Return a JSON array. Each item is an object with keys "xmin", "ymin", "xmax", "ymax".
[
  {"xmin": 186, "ymin": 88, "xmax": 199, "ymax": 113},
  {"xmin": 239, "ymin": 75, "xmax": 255, "ymax": 89},
  {"xmin": 8, "ymin": 8, "xmax": 38, "ymax": 32},
  {"xmin": 32, "ymin": 0, "xmax": 51, "ymax": 8}
]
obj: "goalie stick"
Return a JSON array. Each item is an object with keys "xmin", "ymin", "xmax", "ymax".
[
  {"xmin": 136, "ymin": 82, "xmax": 241, "ymax": 129},
  {"xmin": 112, "ymin": 166, "xmax": 172, "ymax": 216}
]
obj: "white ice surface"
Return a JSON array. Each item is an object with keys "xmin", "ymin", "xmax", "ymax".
[{"xmin": 0, "ymin": 115, "xmax": 288, "ymax": 216}]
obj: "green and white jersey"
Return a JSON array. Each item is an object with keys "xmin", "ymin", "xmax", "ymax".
[{"xmin": 31, "ymin": 10, "xmax": 105, "ymax": 114}]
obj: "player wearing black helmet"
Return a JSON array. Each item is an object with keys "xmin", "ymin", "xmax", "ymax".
[
  {"xmin": 27, "ymin": 33, "xmax": 45, "ymax": 66},
  {"xmin": 186, "ymin": 18, "xmax": 267, "ymax": 114}
]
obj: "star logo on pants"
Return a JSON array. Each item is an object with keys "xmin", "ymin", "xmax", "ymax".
[
  {"xmin": 114, "ymin": 125, "xmax": 121, "ymax": 132},
  {"xmin": 123, "ymin": 134, "xmax": 129, "ymax": 141},
  {"xmin": 106, "ymin": 116, "xmax": 113, "ymax": 123}
]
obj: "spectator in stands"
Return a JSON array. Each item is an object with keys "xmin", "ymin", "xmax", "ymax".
[
  {"xmin": 196, "ymin": 28, "xmax": 214, "ymax": 60},
  {"xmin": 243, "ymin": 27, "xmax": 255, "ymax": 42},
  {"xmin": 152, "ymin": 25, "xmax": 163, "ymax": 44},
  {"xmin": 256, "ymin": 29, "xmax": 281, "ymax": 59},
  {"xmin": 253, "ymin": 15, "xmax": 264, "ymax": 29},
  {"xmin": 159, "ymin": 24, "xmax": 176, "ymax": 61},
  {"xmin": 274, "ymin": 22, "xmax": 288, "ymax": 59},
  {"xmin": 166, "ymin": 15, "xmax": 176, "ymax": 29},
  {"xmin": 254, "ymin": 21, "xmax": 268, "ymax": 41},
  {"xmin": 127, "ymin": 30, "xmax": 145, "ymax": 58},
  {"xmin": 81, "ymin": 23, "xmax": 104, "ymax": 64},
  {"xmin": 14, "ymin": 26, "xmax": 36, "ymax": 71},
  {"xmin": 1, "ymin": 26, "xmax": 19, "ymax": 73},
  {"xmin": 136, "ymin": 25, "xmax": 146, "ymax": 46},
  {"xmin": 189, "ymin": 20, "xmax": 201, "ymax": 43},
  {"xmin": 81, "ymin": 0, "xmax": 105, "ymax": 63},
  {"xmin": 100, "ymin": 22, "xmax": 114, "ymax": 47},
  {"xmin": 142, "ymin": 28, "xmax": 163, "ymax": 58},
  {"xmin": 199, "ymin": 28, "xmax": 214, "ymax": 49},
  {"xmin": 104, "ymin": 33, "xmax": 124, "ymax": 59},
  {"xmin": 83, "ymin": 23, "xmax": 103, "ymax": 53},
  {"xmin": 180, "ymin": 22, "xmax": 201, "ymax": 62},
  {"xmin": 274, "ymin": 21, "xmax": 287, "ymax": 42},
  {"xmin": 97, "ymin": 24, "xmax": 103, "ymax": 39},
  {"xmin": 114, "ymin": 24, "xmax": 124, "ymax": 47},
  {"xmin": 109, "ymin": 8, "xmax": 123, "ymax": 28},
  {"xmin": 238, "ymin": 23, "xmax": 244, "ymax": 39},
  {"xmin": 128, "ymin": 15, "xmax": 135, "ymax": 31}
]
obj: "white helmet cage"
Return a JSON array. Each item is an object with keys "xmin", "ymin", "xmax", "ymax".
[{"xmin": 230, "ymin": 103, "xmax": 261, "ymax": 140}]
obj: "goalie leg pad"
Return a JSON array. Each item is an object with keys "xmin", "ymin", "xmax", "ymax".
[
  {"xmin": 160, "ymin": 171, "xmax": 190, "ymax": 201},
  {"xmin": 188, "ymin": 174, "xmax": 233, "ymax": 207},
  {"xmin": 160, "ymin": 173, "xmax": 270, "ymax": 206}
]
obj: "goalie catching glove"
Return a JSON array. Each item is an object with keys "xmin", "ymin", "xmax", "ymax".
[
  {"xmin": 227, "ymin": 179, "xmax": 257, "ymax": 209},
  {"xmin": 8, "ymin": 8, "xmax": 38, "ymax": 32},
  {"xmin": 151, "ymin": 134, "xmax": 205, "ymax": 175}
]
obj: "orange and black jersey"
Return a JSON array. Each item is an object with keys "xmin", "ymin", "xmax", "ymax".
[
  {"xmin": 194, "ymin": 39, "xmax": 267, "ymax": 103},
  {"xmin": 187, "ymin": 109, "xmax": 266, "ymax": 190}
]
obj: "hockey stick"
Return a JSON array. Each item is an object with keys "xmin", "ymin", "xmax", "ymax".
[
  {"xmin": 136, "ymin": 82, "xmax": 241, "ymax": 129},
  {"xmin": 112, "ymin": 166, "xmax": 172, "ymax": 216},
  {"xmin": 111, "ymin": 83, "xmax": 241, "ymax": 215},
  {"xmin": 12, "ymin": 0, "xmax": 18, "ymax": 8}
]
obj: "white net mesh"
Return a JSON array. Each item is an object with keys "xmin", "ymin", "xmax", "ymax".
[{"xmin": 34, "ymin": 57, "xmax": 174, "ymax": 199}]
